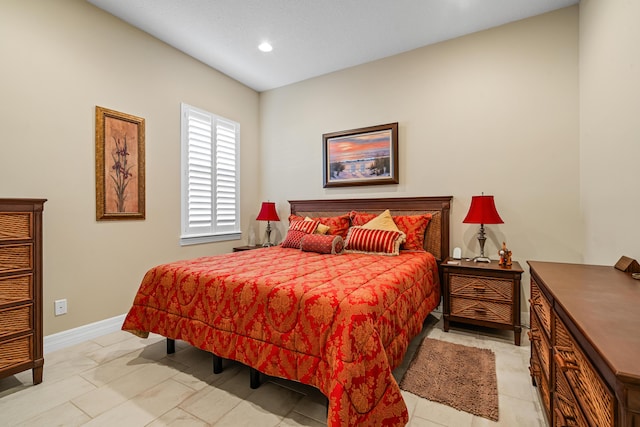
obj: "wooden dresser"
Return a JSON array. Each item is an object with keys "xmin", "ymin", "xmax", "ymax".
[
  {"xmin": 0, "ymin": 198, "xmax": 46, "ymax": 385},
  {"xmin": 528, "ymin": 261, "xmax": 640, "ymax": 427}
]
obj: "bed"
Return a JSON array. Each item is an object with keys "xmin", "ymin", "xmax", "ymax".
[{"xmin": 122, "ymin": 196, "xmax": 451, "ymax": 426}]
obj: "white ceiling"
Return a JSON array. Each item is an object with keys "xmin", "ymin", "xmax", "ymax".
[{"xmin": 88, "ymin": 0, "xmax": 578, "ymax": 92}]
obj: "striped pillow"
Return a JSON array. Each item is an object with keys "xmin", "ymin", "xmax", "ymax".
[
  {"xmin": 344, "ymin": 227, "xmax": 404, "ymax": 256},
  {"xmin": 289, "ymin": 219, "xmax": 320, "ymax": 234}
]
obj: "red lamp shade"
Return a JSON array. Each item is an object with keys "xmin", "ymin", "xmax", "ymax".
[
  {"xmin": 256, "ymin": 202, "xmax": 280, "ymax": 222},
  {"xmin": 463, "ymin": 195, "xmax": 503, "ymax": 225}
]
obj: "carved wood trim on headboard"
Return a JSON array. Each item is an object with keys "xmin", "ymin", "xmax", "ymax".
[{"xmin": 289, "ymin": 196, "xmax": 452, "ymax": 263}]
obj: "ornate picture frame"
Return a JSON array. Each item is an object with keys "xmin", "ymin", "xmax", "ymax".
[
  {"xmin": 322, "ymin": 122, "xmax": 399, "ymax": 188},
  {"xmin": 95, "ymin": 106, "xmax": 145, "ymax": 220}
]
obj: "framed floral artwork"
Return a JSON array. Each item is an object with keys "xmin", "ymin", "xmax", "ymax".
[
  {"xmin": 95, "ymin": 106, "xmax": 145, "ymax": 220},
  {"xmin": 322, "ymin": 122, "xmax": 399, "ymax": 188}
]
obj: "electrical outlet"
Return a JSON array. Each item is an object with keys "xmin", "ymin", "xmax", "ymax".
[{"xmin": 54, "ymin": 299, "xmax": 67, "ymax": 316}]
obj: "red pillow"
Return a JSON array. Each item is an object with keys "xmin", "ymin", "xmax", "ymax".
[
  {"xmin": 281, "ymin": 229, "xmax": 308, "ymax": 249},
  {"xmin": 289, "ymin": 214, "xmax": 350, "ymax": 239},
  {"xmin": 394, "ymin": 214, "xmax": 432, "ymax": 251},
  {"xmin": 344, "ymin": 227, "xmax": 403, "ymax": 256},
  {"xmin": 300, "ymin": 234, "xmax": 344, "ymax": 255},
  {"xmin": 349, "ymin": 211, "xmax": 432, "ymax": 251},
  {"xmin": 348, "ymin": 211, "xmax": 376, "ymax": 227}
]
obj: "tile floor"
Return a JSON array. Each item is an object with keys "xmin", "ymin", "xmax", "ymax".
[{"xmin": 0, "ymin": 314, "xmax": 546, "ymax": 426}]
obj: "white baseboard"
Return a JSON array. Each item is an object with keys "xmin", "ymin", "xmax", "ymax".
[{"xmin": 44, "ymin": 314, "xmax": 126, "ymax": 354}]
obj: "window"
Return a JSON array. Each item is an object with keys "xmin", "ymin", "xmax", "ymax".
[{"xmin": 180, "ymin": 103, "xmax": 240, "ymax": 245}]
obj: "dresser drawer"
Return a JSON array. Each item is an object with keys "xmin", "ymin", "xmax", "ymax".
[
  {"xmin": 449, "ymin": 274, "xmax": 512, "ymax": 303},
  {"xmin": 450, "ymin": 297, "xmax": 512, "ymax": 324},
  {"xmin": 555, "ymin": 317, "xmax": 615, "ymax": 427},
  {"xmin": 555, "ymin": 364, "xmax": 589, "ymax": 427},
  {"xmin": 529, "ymin": 310, "xmax": 551, "ymax": 378},
  {"xmin": 0, "ymin": 274, "xmax": 32, "ymax": 305},
  {"xmin": 530, "ymin": 354, "xmax": 551, "ymax": 422},
  {"xmin": 0, "ymin": 304, "xmax": 32, "ymax": 338},
  {"xmin": 530, "ymin": 277, "xmax": 552, "ymax": 338},
  {"xmin": 0, "ymin": 212, "xmax": 32, "ymax": 241},
  {"xmin": 0, "ymin": 335, "xmax": 32, "ymax": 370},
  {"xmin": 0, "ymin": 244, "xmax": 33, "ymax": 273}
]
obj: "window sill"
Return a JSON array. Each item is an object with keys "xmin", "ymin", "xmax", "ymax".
[{"xmin": 180, "ymin": 232, "xmax": 241, "ymax": 246}]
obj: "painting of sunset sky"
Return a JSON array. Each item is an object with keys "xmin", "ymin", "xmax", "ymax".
[{"xmin": 327, "ymin": 129, "xmax": 392, "ymax": 181}]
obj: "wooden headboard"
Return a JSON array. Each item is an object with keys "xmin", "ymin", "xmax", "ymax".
[{"xmin": 289, "ymin": 196, "xmax": 452, "ymax": 262}]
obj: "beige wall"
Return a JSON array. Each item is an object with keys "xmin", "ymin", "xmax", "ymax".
[
  {"xmin": 260, "ymin": 6, "xmax": 582, "ymax": 301},
  {"xmin": 8, "ymin": 1, "xmax": 630, "ymax": 337},
  {"xmin": 0, "ymin": 0, "xmax": 260, "ymax": 335},
  {"xmin": 579, "ymin": 0, "xmax": 640, "ymax": 265}
]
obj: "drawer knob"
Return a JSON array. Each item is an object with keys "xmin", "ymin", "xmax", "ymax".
[
  {"xmin": 554, "ymin": 408, "xmax": 577, "ymax": 427},
  {"xmin": 528, "ymin": 329, "xmax": 541, "ymax": 341},
  {"xmin": 528, "ymin": 363, "xmax": 540, "ymax": 376},
  {"xmin": 473, "ymin": 286, "xmax": 486, "ymax": 292},
  {"xmin": 554, "ymin": 352, "xmax": 579, "ymax": 372}
]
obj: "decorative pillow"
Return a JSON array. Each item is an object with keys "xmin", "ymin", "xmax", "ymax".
[
  {"xmin": 349, "ymin": 210, "xmax": 432, "ymax": 251},
  {"xmin": 344, "ymin": 227, "xmax": 404, "ymax": 256},
  {"xmin": 289, "ymin": 214, "xmax": 350, "ymax": 239},
  {"xmin": 305, "ymin": 216, "xmax": 330, "ymax": 234},
  {"xmin": 289, "ymin": 219, "xmax": 320, "ymax": 234},
  {"xmin": 281, "ymin": 229, "xmax": 308, "ymax": 249},
  {"xmin": 348, "ymin": 211, "xmax": 376, "ymax": 227},
  {"xmin": 394, "ymin": 214, "xmax": 432, "ymax": 251},
  {"xmin": 361, "ymin": 209, "xmax": 400, "ymax": 232},
  {"xmin": 300, "ymin": 234, "xmax": 344, "ymax": 255}
]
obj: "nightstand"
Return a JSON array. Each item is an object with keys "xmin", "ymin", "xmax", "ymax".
[
  {"xmin": 440, "ymin": 258, "xmax": 524, "ymax": 345},
  {"xmin": 232, "ymin": 245, "xmax": 265, "ymax": 252}
]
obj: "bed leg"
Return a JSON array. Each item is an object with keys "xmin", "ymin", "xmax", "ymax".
[
  {"xmin": 249, "ymin": 367, "xmax": 261, "ymax": 389},
  {"xmin": 325, "ymin": 396, "xmax": 329, "ymax": 417},
  {"xmin": 213, "ymin": 354, "xmax": 223, "ymax": 374},
  {"xmin": 166, "ymin": 338, "xmax": 175, "ymax": 354}
]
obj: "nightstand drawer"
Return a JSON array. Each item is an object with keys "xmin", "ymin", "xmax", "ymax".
[
  {"xmin": 449, "ymin": 274, "xmax": 512, "ymax": 303},
  {"xmin": 450, "ymin": 297, "xmax": 512, "ymax": 324}
]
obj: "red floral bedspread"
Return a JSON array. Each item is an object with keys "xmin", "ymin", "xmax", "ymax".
[{"xmin": 122, "ymin": 246, "xmax": 440, "ymax": 426}]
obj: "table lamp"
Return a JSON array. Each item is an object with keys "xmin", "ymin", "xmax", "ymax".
[
  {"xmin": 256, "ymin": 201, "xmax": 280, "ymax": 247},
  {"xmin": 463, "ymin": 194, "xmax": 503, "ymax": 262}
]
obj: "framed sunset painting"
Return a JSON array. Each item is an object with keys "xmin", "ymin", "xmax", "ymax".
[{"xmin": 322, "ymin": 122, "xmax": 398, "ymax": 188}]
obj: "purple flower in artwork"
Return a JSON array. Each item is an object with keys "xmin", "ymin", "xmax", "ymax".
[{"xmin": 110, "ymin": 135, "xmax": 134, "ymax": 212}]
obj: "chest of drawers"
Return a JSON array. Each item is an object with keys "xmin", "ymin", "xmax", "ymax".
[
  {"xmin": 0, "ymin": 198, "xmax": 46, "ymax": 385},
  {"xmin": 528, "ymin": 261, "xmax": 640, "ymax": 427}
]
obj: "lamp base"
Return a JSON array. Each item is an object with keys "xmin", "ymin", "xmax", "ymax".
[{"xmin": 473, "ymin": 256, "xmax": 492, "ymax": 263}]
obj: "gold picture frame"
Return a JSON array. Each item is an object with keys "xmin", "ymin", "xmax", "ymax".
[
  {"xmin": 322, "ymin": 122, "xmax": 399, "ymax": 188},
  {"xmin": 95, "ymin": 106, "xmax": 145, "ymax": 220}
]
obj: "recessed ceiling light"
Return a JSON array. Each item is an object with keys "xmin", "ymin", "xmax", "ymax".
[{"xmin": 258, "ymin": 42, "xmax": 273, "ymax": 52}]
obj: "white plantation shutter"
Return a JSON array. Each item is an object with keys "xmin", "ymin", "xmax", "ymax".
[
  {"xmin": 214, "ymin": 118, "xmax": 238, "ymax": 231},
  {"xmin": 181, "ymin": 104, "xmax": 240, "ymax": 244}
]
